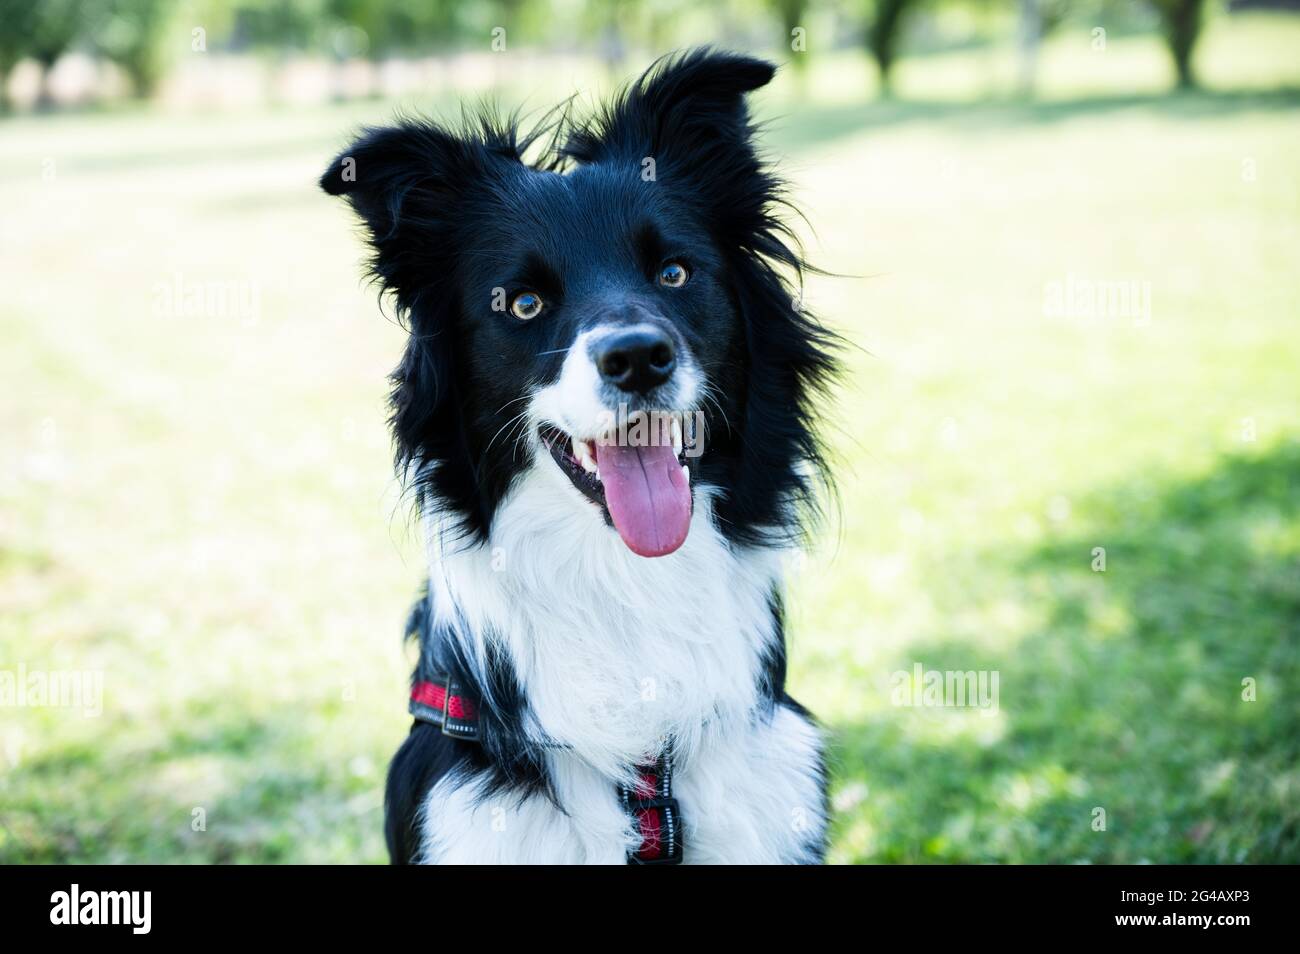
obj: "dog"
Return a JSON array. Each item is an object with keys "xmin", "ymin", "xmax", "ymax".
[{"xmin": 320, "ymin": 48, "xmax": 839, "ymax": 864}]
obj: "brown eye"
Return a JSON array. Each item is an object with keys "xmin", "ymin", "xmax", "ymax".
[
  {"xmin": 658, "ymin": 262, "xmax": 689, "ymax": 288},
  {"xmin": 510, "ymin": 291, "xmax": 543, "ymax": 320}
]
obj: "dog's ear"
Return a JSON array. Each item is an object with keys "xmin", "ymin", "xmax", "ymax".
[
  {"xmin": 563, "ymin": 48, "xmax": 774, "ymax": 180},
  {"xmin": 322, "ymin": 123, "xmax": 486, "ymax": 507},
  {"xmin": 564, "ymin": 48, "xmax": 779, "ymax": 257},
  {"xmin": 320, "ymin": 122, "xmax": 487, "ymax": 311},
  {"xmin": 320, "ymin": 121, "xmax": 470, "ymax": 217}
]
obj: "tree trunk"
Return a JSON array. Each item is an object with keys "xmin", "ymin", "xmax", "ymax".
[
  {"xmin": 1017, "ymin": 0, "xmax": 1042, "ymax": 97},
  {"xmin": 869, "ymin": 0, "xmax": 910, "ymax": 99},
  {"xmin": 779, "ymin": 0, "xmax": 809, "ymax": 73},
  {"xmin": 1159, "ymin": 0, "xmax": 1202, "ymax": 90},
  {"xmin": 35, "ymin": 56, "xmax": 59, "ymax": 111}
]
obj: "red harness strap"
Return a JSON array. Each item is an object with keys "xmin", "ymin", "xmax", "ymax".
[
  {"xmin": 409, "ymin": 677, "xmax": 683, "ymax": 864},
  {"xmin": 409, "ymin": 677, "xmax": 479, "ymax": 741},
  {"xmin": 618, "ymin": 753, "xmax": 683, "ymax": 865}
]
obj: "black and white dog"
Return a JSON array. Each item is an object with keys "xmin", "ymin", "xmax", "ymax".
[{"xmin": 321, "ymin": 49, "xmax": 839, "ymax": 864}]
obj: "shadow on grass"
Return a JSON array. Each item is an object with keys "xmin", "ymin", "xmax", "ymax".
[
  {"xmin": 5, "ymin": 446, "xmax": 1297, "ymax": 863},
  {"xmin": 768, "ymin": 87, "xmax": 1300, "ymax": 154},
  {"xmin": 829, "ymin": 441, "xmax": 1300, "ymax": 863}
]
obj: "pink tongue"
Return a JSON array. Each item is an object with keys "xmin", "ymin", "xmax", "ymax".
[{"xmin": 594, "ymin": 438, "xmax": 691, "ymax": 557}]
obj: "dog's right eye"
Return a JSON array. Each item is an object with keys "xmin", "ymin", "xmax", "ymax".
[{"xmin": 510, "ymin": 291, "xmax": 544, "ymax": 321}]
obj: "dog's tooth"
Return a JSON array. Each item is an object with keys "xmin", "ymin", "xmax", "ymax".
[
  {"xmin": 670, "ymin": 417, "xmax": 683, "ymax": 456},
  {"xmin": 569, "ymin": 435, "xmax": 598, "ymax": 474},
  {"xmin": 682, "ymin": 464, "xmax": 690, "ymax": 483},
  {"xmin": 566, "ymin": 436, "xmax": 592, "ymax": 470}
]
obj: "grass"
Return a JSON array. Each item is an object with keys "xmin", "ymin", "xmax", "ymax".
[{"xmin": 2, "ymin": 14, "xmax": 1299, "ymax": 863}]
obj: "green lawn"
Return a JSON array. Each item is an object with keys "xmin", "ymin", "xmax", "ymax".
[{"xmin": 2, "ymin": 14, "xmax": 1298, "ymax": 863}]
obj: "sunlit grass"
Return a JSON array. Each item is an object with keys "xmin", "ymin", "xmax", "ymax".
[{"xmin": 2, "ymin": 16, "xmax": 1298, "ymax": 863}]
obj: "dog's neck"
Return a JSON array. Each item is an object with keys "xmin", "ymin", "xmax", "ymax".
[{"xmin": 422, "ymin": 464, "xmax": 789, "ymax": 778}]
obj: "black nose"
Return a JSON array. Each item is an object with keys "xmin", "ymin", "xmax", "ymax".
[{"xmin": 595, "ymin": 327, "xmax": 676, "ymax": 394}]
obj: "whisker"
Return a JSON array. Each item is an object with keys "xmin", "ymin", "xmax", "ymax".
[
  {"xmin": 698, "ymin": 385, "xmax": 733, "ymax": 438},
  {"xmin": 492, "ymin": 394, "xmax": 533, "ymax": 417},
  {"xmin": 485, "ymin": 409, "xmax": 534, "ymax": 456},
  {"xmin": 509, "ymin": 413, "xmax": 538, "ymax": 463}
]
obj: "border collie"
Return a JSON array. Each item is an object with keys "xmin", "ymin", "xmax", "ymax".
[{"xmin": 320, "ymin": 48, "xmax": 839, "ymax": 864}]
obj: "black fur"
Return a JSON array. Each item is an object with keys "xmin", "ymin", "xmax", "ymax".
[
  {"xmin": 385, "ymin": 588, "xmax": 555, "ymax": 864},
  {"xmin": 324, "ymin": 48, "xmax": 840, "ymax": 864},
  {"xmin": 321, "ymin": 48, "xmax": 839, "ymax": 547}
]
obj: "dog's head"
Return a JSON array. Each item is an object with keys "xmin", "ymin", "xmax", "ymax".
[{"xmin": 321, "ymin": 49, "xmax": 837, "ymax": 558}]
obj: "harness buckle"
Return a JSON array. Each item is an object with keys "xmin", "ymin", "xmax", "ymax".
[
  {"xmin": 439, "ymin": 679, "xmax": 479, "ymax": 741},
  {"xmin": 625, "ymin": 795, "xmax": 683, "ymax": 865}
]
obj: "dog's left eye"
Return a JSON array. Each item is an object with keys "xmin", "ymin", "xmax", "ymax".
[
  {"xmin": 658, "ymin": 262, "xmax": 689, "ymax": 288},
  {"xmin": 510, "ymin": 291, "xmax": 544, "ymax": 320}
]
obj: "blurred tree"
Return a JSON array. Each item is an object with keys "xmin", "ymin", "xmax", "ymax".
[
  {"xmin": 773, "ymin": 0, "xmax": 810, "ymax": 72},
  {"xmin": 323, "ymin": 0, "xmax": 383, "ymax": 55},
  {"xmin": 0, "ymin": 1, "xmax": 37, "ymax": 110},
  {"xmin": 866, "ymin": 0, "xmax": 919, "ymax": 96},
  {"xmin": 591, "ymin": 0, "xmax": 633, "ymax": 73},
  {"xmin": 232, "ymin": 0, "xmax": 329, "ymax": 51},
  {"xmin": 1148, "ymin": 0, "xmax": 1204, "ymax": 88},
  {"xmin": 0, "ymin": 0, "xmax": 81, "ymax": 109},
  {"xmin": 88, "ymin": 0, "xmax": 174, "ymax": 97},
  {"xmin": 310, "ymin": 0, "xmax": 462, "ymax": 58},
  {"xmin": 1016, "ymin": 0, "xmax": 1071, "ymax": 96},
  {"xmin": 1017, "ymin": 0, "xmax": 1042, "ymax": 95}
]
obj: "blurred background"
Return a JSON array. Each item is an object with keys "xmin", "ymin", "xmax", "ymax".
[{"xmin": 1, "ymin": 0, "xmax": 1297, "ymax": 863}]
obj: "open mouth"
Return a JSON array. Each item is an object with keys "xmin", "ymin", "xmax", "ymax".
[{"xmin": 539, "ymin": 416, "xmax": 694, "ymax": 558}]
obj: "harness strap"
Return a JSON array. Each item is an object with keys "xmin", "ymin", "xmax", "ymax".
[
  {"xmin": 409, "ymin": 676, "xmax": 480, "ymax": 741},
  {"xmin": 618, "ymin": 753, "xmax": 683, "ymax": 865},
  {"xmin": 409, "ymin": 677, "xmax": 683, "ymax": 864}
]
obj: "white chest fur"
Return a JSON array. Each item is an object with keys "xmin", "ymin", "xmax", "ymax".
[
  {"xmin": 419, "ymin": 465, "xmax": 825, "ymax": 863},
  {"xmin": 421, "ymin": 702, "xmax": 825, "ymax": 864}
]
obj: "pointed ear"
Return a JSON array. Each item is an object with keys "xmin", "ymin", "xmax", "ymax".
[
  {"xmin": 320, "ymin": 122, "xmax": 480, "ymax": 308},
  {"xmin": 563, "ymin": 48, "xmax": 780, "ymax": 254},
  {"xmin": 320, "ymin": 121, "xmax": 468, "ymax": 220},
  {"xmin": 321, "ymin": 123, "xmax": 479, "ymax": 491},
  {"xmin": 563, "ymin": 48, "xmax": 775, "ymax": 170}
]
